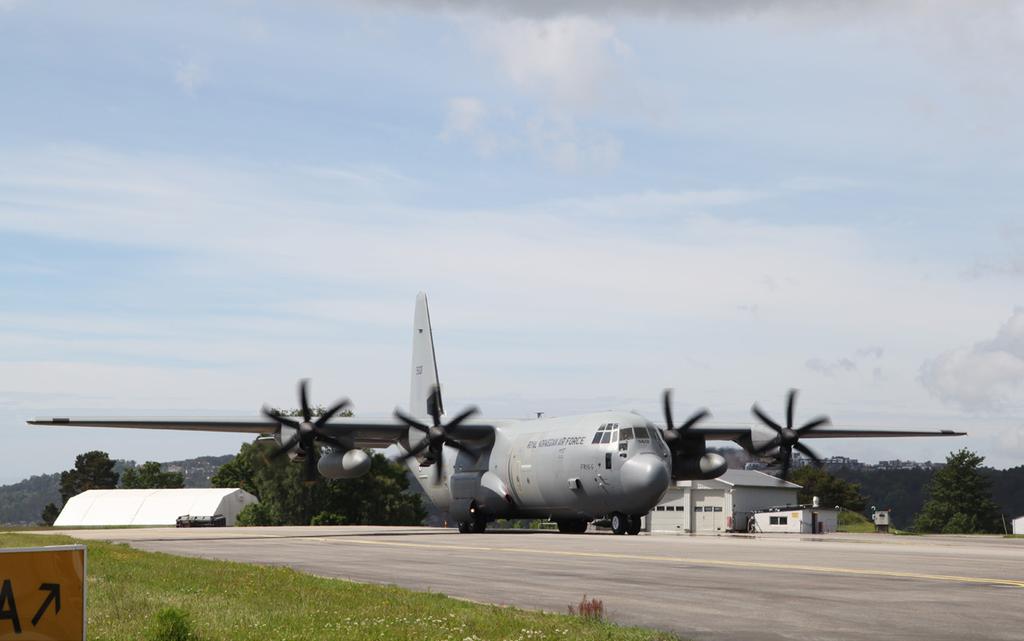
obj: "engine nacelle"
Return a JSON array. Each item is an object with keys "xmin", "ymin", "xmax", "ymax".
[
  {"xmin": 317, "ymin": 449, "xmax": 371, "ymax": 479},
  {"xmin": 671, "ymin": 452, "xmax": 728, "ymax": 481}
]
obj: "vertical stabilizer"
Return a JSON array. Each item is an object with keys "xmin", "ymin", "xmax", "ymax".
[{"xmin": 410, "ymin": 292, "xmax": 443, "ymax": 419}]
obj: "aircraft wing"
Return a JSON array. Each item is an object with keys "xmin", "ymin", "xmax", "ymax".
[
  {"xmin": 27, "ymin": 416, "xmax": 500, "ymax": 449},
  {"xmin": 681, "ymin": 424, "xmax": 966, "ymax": 443}
]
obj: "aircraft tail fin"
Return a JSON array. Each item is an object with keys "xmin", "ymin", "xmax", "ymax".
[{"xmin": 409, "ymin": 292, "xmax": 443, "ymax": 419}]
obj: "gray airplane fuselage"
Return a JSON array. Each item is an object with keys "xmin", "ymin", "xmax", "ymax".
[{"xmin": 405, "ymin": 411, "xmax": 672, "ymax": 522}]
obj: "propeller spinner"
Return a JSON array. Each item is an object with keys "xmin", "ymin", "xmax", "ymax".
[
  {"xmin": 394, "ymin": 387, "xmax": 479, "ymax": 485},
  {"xmin": 751, "ymin": 389, "xmax": 830, "ymax": 480},
  {"xmin": 661, "ymin": 388, "xmax": 712, "ymax": 449},
  {"xmin": 262, "ymin": 379, "xmax": 353, "ymax": 483}
]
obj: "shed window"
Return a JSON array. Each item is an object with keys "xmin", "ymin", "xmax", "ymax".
[
  {"xmin": 694, "ymin": 506, "xmax": 703, "ymax": 512},
  {"xmin": 769, "ymin": 516, "xmax": 789, "ymax": 525}
]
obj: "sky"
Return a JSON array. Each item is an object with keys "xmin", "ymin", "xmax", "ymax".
[{"xmin": 1, "ymin": 0, "xmax": 1023, "ymax": 483}]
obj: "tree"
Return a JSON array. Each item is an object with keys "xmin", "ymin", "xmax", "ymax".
[
  {"xmin": 120, "ymin": 461, "xmax": 185, "ymax": 489},
  {"xmin": 913, "ymin": 449, "xmax": 1001, "ymax": 534},
  {"xmin": 58, "ymin": 451, "xmax": 119, "ymax": 504},
  {"xmin": 789, "ymin": 466, "xmax": 868, "ymax": 512},
  {"xmin": 40, "ymin": 502, "xmax": 60, "ymax": 526}
]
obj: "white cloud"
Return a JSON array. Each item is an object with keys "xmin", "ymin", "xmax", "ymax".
[
  {"xmin": 174, "ymin": 60, "xmax": 206, "ymax": 95},
  {"xmin": 920, "ymin": 309, "xmax": 1024, "ymax": 412},
  {"xmin": 473, "ymin": 15, "xmax": 629, "ymax": 108},
  {"xmin": 439, "ymin": 97, "xmax": 497, "ymax": 156}
]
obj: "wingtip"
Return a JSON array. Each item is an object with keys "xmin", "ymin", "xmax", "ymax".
[{"xmin": 28, "ymin": 418, "xmax": 68, "ymax": 425}]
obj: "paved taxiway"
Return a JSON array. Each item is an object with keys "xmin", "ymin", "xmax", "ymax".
[{"xmin": 43, "ymin": 526, "xmax": 1023, "ymax": 641}]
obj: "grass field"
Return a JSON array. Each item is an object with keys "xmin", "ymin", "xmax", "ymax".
[{"xmin": 0, "ymin": 533, "xmax": 677, "ymax": 641}]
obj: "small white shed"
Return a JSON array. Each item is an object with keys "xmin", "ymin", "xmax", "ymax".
[
  {"xmin": 649, "ymin": 469, "xmax": 800, "ymax": 534},
  {"xmin": 54, "ymin": 488, "xmax": 257, "ymax": 527},
  {"xmin": 1013, "ymin": 516, "xmax": 1024, "ymax": 535},
  {"xmin": 751, "ymin": 506, "xmax": 839, "ymax": 533}
]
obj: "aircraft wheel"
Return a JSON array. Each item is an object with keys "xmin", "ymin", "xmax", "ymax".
[
  {"xmin": 471, "ymin": 518, "xmax": 487, "ymax": 534},
  {"xmin": 610, "ymin": 512, "xmax": 628, "ymax": 535},
  {"xmin": 457, "ymin": 521, "xmax": 473, "ymax": 534},
  {"xmin": 626, "ymin": 515, "xmax": 642, "ymax": 535},
  {"xmin": 557, "ymin": 519, "xmax": 588, "ymax": 534}
]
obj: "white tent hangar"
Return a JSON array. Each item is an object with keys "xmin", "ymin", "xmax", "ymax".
[
  {"xmin": 648, "ymin": 469, "xmax": 800, "ymax": 533},
  {"xmin": 53, "ymin": 488, "xmax": 258, "ymax": 527},
  {"xmin": 1014, "ymin": 516, "xmax": 1024, "ymax": 535}
]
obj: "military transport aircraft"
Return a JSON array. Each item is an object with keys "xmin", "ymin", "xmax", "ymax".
[{"xmin": 29, "ymin": 293, "xmax": 964, "ymax": 535}]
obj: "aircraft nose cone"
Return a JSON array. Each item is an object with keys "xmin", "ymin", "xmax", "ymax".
[{"xmin": 620, "ymin": 453, "xmax": 671, "ymax": 506}]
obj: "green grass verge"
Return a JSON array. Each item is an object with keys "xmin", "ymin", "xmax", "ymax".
[
  {"xmin": 1005, "ymin": 534, "xmax": 1024, "ymax": 539},
  {"xmin": 837, "ymin": 511, "xmax": 875, "ymax": 533},
  {"xmin": 0, "ymin": 533, "xmax": 677, "ymax": 641}
]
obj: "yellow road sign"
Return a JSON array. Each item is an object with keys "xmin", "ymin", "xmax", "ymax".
[{"xmin": 0, "ymin": 545, "xmax": 86, "ymax": 641}]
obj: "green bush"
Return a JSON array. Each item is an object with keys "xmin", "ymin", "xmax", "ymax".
[
  {"xmin": 310, "ymin": 511, "xmax": 347, "ymax": 525},
  {"xmin": 235, "ymin": 502, "xmax": 278, "ymax": 526},
  {"xmin": 149, "ymin": 607, "xmax": 198, "ymax": 641}
]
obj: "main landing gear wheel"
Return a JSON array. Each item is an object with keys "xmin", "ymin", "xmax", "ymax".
[
  {"xmin": 626, "ymin": 515, "xmax": 642, "ymax": 535},
  {"xmin": 610, "ymin": 512, "xmax": 628, "ymax": 535},
  {"xmin": 556, "ymin": 519, "xmax": 589, "ymax": 534},
  {"xmin": 458, "ymin": 519, "xmax": 488, "ymax": 534}
]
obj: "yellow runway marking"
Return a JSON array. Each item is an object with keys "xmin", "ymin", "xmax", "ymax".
[{"xmin": 316, "ymin": 537, "xmax": 1024, "ymax": 589}]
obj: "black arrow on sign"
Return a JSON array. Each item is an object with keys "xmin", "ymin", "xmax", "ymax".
[{"xmin": 31, "ymin": 583, "xmax": 60, "ymax": 627}]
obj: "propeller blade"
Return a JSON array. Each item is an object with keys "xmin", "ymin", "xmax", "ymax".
[
  {"xmin": 394, "ymin": 409, "xmax": 430, "ymax": 433},
  {"xmin": 786, "ymin": 389, "xmax": 797, "ymax": 430},
  {"xmin": 316, "ymin": 433, "xmax": 353, "ymax": 452},
  {"xmin": 662, "ymin": 389, "xmax": 674, "ymax": 430},
  {"xmin": 299, "ymin": 379, "xmax": 312, "ymax": 423},
  {"xmin": 779, "ymin": 447, "xmax": 793, "ymax": 480},
  {"xmin": 752, "ymin": 404, "xmax": 783, "ymax": 433},
  {"xmin": 303, "ymin": 448, "xmax": 318, "ymax": 483},
  {"xmin": 427, "ymin": 386, "xmax": 442, "ymax": 427},
  {"xmin": 443, "ymin": 406, "xmax": 479, "ymax": 431},
  {"xmin": 662, "ymin": 429, "xmax": 679, "ymax": 444},
  {"xmin": 315, "ymin": 398, "xmax": 351, "ymax": 427},
  {"xmin": 433, "ymin": 448, "xmax": 443, "ymax": 485},
  {"xmin": 446, "ymin": 438, "xmax": 473, "ymax": 454},
  {"xmin": 679, "ymin": 408, "xmax": 711, "ymax": 432},
  {"xmin": 262, "ymin": 406, "xmax": 299, "ymax": 429},
  {"xmin": 268, "ymin": 433, "xmax": 300, "ymax": 460},
  {"xmin": 794, "ymin": 441, "xmax": 823, "ymax": 466},
  {"xmin": 397, "ymin": 438, "xmax": 430, "ymax": 462},
  {"xmin": 797, "ymin": 416, "xmax": 830, "ymax": 433},
  {"xmin": 752, "ymin": 435, "xmax": 782, "ymax": 454}
]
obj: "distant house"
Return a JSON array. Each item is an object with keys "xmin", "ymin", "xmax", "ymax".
[{"xmin": 54, "ymin": 488, "xmax": 257, "ymax": 527}]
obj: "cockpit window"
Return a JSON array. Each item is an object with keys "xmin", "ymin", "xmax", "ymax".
[
  {"xmin": 634, "ymin": 426, "xmax": 650, "ymax": 439},
  {"xmin": 599, "ymin": 431, "xmax": 611, "ymax": 444},
  {"xmin": 620, "ymin": 427, "xmax": 634, "ymax": 440}
]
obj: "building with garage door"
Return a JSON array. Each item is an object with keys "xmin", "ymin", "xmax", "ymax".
[
  {"xmin": 54, "ymin": 488, "xmax": 258, "ymax": 527},
  {"xmin": 648, "ymin": 469, "xmax": 799, "ymax": 534}
]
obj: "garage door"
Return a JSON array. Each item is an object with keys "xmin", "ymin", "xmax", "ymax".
[{"xmin": 692, "ymin": 490, "xmax": 725, "ymax": 532}]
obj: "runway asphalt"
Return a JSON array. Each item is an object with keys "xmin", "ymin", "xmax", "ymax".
[{"xmin": 41, "ymin": 526, "xmax": 1024, "ymax": 641}]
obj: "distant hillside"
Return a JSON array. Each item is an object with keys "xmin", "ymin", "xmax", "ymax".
[
  {"xmin": 832, "ymin": 465, "xmax": 1024, "ymax": 529},
  {"xmin": 0, "ymin": 454, "xmax": 235, "ymax": 525},
  {"xmin": 0, "ymin": 473, "xmax": 62, "ymax": 525}
]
